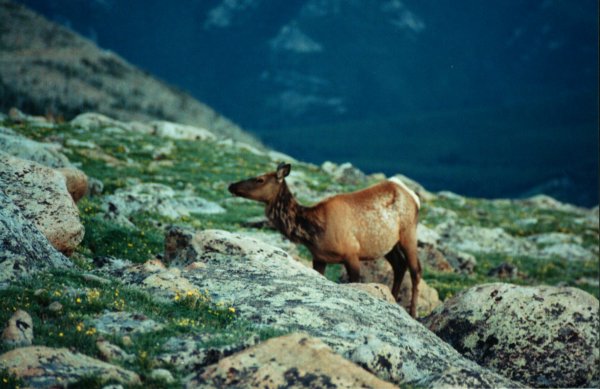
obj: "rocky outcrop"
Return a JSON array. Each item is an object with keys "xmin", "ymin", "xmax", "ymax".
[
  {"xmin": 0, "ymin": 126, "xmax": 70, "ymax": 168},
  {"xmin": 1, "ymin": 310, "xmax": 33, "ymax": 348},
  {"xmin": 0, "ymin": 190, "xmax": 72, "ymax": 284},
  {"xmin": 0, "ymin": 346, "xmax": 140, "ymax": 387},
  {"xmin": 188, "ymin": 333, "xmax": 398, "ymax": 389},
  {"xmin": 97, "ymin": 229, "xmax": 520, "ymax": 388},
  {"xmin": 422, "ymin": 283, "xmax": 599, "ymax": 388},
  {"xmin": 0, "ymin": 152, "xmax": 84, "ymax": 254},
  {"xmin": 102, "ymin": 183, "xmax": 224, "ymax": 227}
]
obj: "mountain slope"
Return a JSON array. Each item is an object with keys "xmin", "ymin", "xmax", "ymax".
[{"xmin": 0, "ymin": 0, "xmax": 261, "ymax": 147}]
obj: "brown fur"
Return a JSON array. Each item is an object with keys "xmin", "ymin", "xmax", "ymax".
[{"xmin": 229, "ymin": 163, "xmax": 422, "ymax": 317}]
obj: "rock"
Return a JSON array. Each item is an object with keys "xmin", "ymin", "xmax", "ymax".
[
  {"xmin": 48, "ymin": 301, "xmax": 63, "ymax": 313},
  {"xmin": 342, "ymin": 259, "xmax": 442, "ymax": 316},
  {"xmin": 346, "ymin": 283, "xmax": 396, "ymax": 303},
  {"xmin": 528, "ymin": 232, "xmax": 583, "ymax": 246},
  {"xmin": 0, "ymin": 126, "xmax": 70, "ymax": 168},
  {"xmin": 321, "ymin": 161, "xmax": 367, "ymax": 185},
  {"xmin": 187, "ymin": 333, "xmax": 398, "ymax": 389},
  {"xmin": 396, "ymin": 273, "xmax": 441, "ymax": 317},
  {"xmin": 90, "ymin": 311, "xmax": 164, "ymax": 337},
  {"xmin": 0, "ymin": 346, "xmax": 140, "ymax": 387},
  {"xmin": 71, "ymin": 112, "xmax": 130, "ymax": 131},
  {"xmin": 150, "ymin": 140, "xmax": 175, "ymax": 160},
  {"xmin": 347, "ymin": 334, "xmax": 404, "ymax": 383},
  {"xmin": 0, "ymin": 190, "xmax": 72, "ymax": 285},
  {"xmin": 0, "ymin": 153, "xmax": 85, "ymax": 255},
  {"xmin": 440, "ymin": 247, "xmax": 477, "ymax": 274},
  {"xmin": 487, "ymin": 263, "xmax": 519, "ymax": 279},
  {"xmin": 417, "ymin": 224, "xmax": 440, "ymax": 247},
  {"xmin": 57, "ymin": 167, "xmax": 88, "ymax": 202},
  {"xmin": 519, "ymin": 194, "xmax": 588, "ymax": 214},
  {"xmin": 422, "ymin": 283, "xmax": 599, "ymax": 388},
  {"xmin": 77, "ymin": 148, "xmax": 125, "ymax": 166},
  {"xmin": 436, "ymin": 191, "xmax": 466, "ymax": 205},
  {"xmin": 87, "ymin": 176, "xmax": 104, "ymax": 196},
  {"xmin": 155, "ymin": 333, "xmax": 260, "ymax": 372},
  {"xmin": 7, "ymin": 107, "xmax": 54, "ymax": 127},
  {"xmin": 417, "ymin": 243, "xmax": 453, "ymax": 273},
  {"xmin": 241, "ymin": 230, "xmax": 303, "ymax": 260},
  {"xmin": 1, "ymin": 310, "xmax": 33, "ymax": 348},
  {"xmin": 150, "ymin": 368, "xmax": 175, "ymax": 384},
  {"xmin": 81, "ymin": 273, "xmax": 111, "ymax": 285},
  {"xmin": 96, "ymin": 339, "xmax": 135, "ymax": 362},
  {"xmin": 102, "ymin": 183, "xmax": 224, "ymax": 226},
  {"xmin": 436, "ymin": 224, "xmax": 534, "ymax": 256},
  {"xmin": 102, "ymin": 229, "xmax": 519, "ymax": 387},
  {"xmin": 539, "ymin": 243, "xmax": 595, "ymax": 261},
  {"xmin": 65, "ymin": 138, "xmax": 97, "ymax": 149},
  {"xmin": 139, "ymin": 260, "xmax": 199, "ymax": 298},
  {"xmin": 150, "ymin": 121, "xmax": 216, "ymax": 141}
]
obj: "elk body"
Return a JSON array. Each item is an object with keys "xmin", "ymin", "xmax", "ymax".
[{"xmin": 228, "ymin": 163, "xmax": 422, "ymax": 317}]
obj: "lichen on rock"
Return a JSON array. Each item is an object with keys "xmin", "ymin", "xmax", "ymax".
[{"xmin": 423, "ymin": 282, "xmax": 599, "ymax": 387}]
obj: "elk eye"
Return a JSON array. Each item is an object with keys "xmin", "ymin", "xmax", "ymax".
[{"xmin": 256, "ymin": 177, "xmax": 265, "ymax": 183}]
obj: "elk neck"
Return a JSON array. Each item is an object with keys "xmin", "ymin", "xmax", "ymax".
[{"xmin": 266, "ymin": 181, "xmax": 324, "ymax": 245}]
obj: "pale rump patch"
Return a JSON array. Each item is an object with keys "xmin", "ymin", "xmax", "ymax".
[{"xmin": 388, "ymin": 177, "xmax": 421, "ymax": 209}]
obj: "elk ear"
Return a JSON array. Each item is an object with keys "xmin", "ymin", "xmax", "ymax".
[{"xmin": 276, "ymin": 163, "xmax": 291, "ymax": 181}]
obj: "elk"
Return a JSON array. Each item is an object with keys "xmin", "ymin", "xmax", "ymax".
[{"xmin": 228, "ymin": 163, "xmax": 422, "ymax": 317}]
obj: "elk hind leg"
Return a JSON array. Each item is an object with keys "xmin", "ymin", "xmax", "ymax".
[
  {"xmin": 399, "ymin": 231, "xmax": 421, "ymax": 318},
  {"xmin": 384, "ymin": 244, "xmax": 408, "ymax": 300}
]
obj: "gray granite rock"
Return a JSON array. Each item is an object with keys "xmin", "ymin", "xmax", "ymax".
[
  {"xmin": 423, "ymin": 283, "xmax": 599, "ymax": 388},
  {"xmin": 100, "ymin": 229, "xmax": 520, "ymax": 388},
  {"xmin": 0, "ymin": 152, "xmax": 84, "ymax": 254},
  {"xmin": 0, "ymin": 127, "xmax": 70, "ymax": 168},
  {"xmin": 0, "ymin": 190, "xmax": 72, "ymax": 285}
]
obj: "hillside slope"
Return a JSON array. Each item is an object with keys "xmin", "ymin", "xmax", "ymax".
[
  {"xmin": 0, "ymin": 109, "xmax": 598, "ymax": 387},
  {"xmin": 0, "ymin": 0, "xmax": 261, "ymax": 147}
]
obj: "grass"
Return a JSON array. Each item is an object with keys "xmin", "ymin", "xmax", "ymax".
[{"xmin": 0, "ymin": 270, "xmax": 284, "ymax": 387}]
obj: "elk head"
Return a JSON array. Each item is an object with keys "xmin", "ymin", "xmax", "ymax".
[{"xmin": 228, "ymin": 163, "xmax": 291, "ymax": 203}]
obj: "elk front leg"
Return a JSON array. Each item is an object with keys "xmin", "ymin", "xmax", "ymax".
[
  {"xmin": 344, "ymin": 256, "xmax": 361, "ymax": 283},
  {"xmin": 312, "ymin": 258, "xmax": 327, "ymax": 275}
]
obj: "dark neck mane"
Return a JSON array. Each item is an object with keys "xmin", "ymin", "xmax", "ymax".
[{"xmin": 266, "ymin": 181, "xmax": 323, "ymax": 245}]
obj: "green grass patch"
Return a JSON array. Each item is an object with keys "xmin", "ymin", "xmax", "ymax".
[{"xmin": 0, "ymin": 270, "xmax": 282, "ymax": 387}]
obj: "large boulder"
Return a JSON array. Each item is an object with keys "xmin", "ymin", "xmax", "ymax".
[
  {"xmin": 98, "ymin": 229, "xmax": 520, "ymax": 388},
  {"xmin": 422, "ymin": 283, "xmax": 599, "ymax": 388},
  {"xmin": 188, "ymin": 333, "xmax": 398, "ymax": 389},
  {"xmin": 0, "ymin": 346, "xmax": 140, "ymax": 387},
  {"xmin": 0, "ymin": 152, "xmax": 84, "ymax": 254},
  {"xmin": 0, "ymin": 190, "xmax": 72, "ymax": 284}
]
